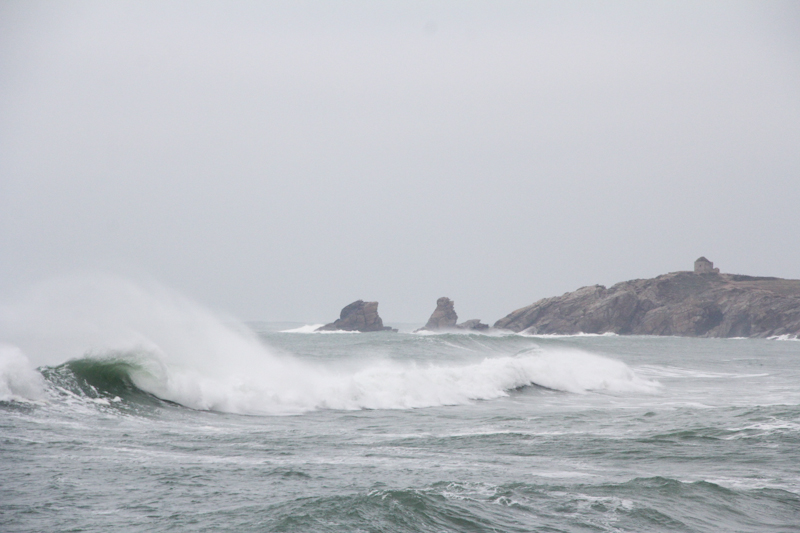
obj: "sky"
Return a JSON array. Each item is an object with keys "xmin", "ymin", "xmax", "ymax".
[{"xmin": 1, "ymin": 0, "xmax": 799, "ymax": 324}]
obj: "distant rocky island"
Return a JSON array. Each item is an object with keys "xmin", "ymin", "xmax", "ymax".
[{"xmin": 493, "ymin": 258, "xmax": 800, "ymax": 338}]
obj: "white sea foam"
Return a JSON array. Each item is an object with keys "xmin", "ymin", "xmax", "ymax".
[
  {"xmin": 105, "ymin": 346, "xmax": 662, "ymax": 414},
  {"xmin": 509, "ymin": 349, "xmax": 661, "ymax": 394},
  {"xmin": 280, "ymin": 324, "xmax": 325, "ymax": 333},
  {"xmin": 0, "ymin": 275, "xmax": 660, "ymax": 415},
  {"xmin": 769, "ymin": 334, "xmax": 799, "ymax": 341},
  {"xmin": 411, "ymin": 329, "xmax": 515, "ymax": 337},
  {"xmin": 534, "ymin": 471, "xmax": 598, "ymax": 478},
  {"xmin": 0, "ymin": 344, "xmax": 46, "ymax": 402},
  {"xmin": 722, "ymin": 420, "xmax": 800, "ymax": 438},
  {"xmin": 411, "ymin": 329, "xmax": 620, "ymax": 338},
  {"xmin": 518, "ymin": 331, "xmax": 619, "ymax": 338},
  {"xmin": 280, "ymin": 324, "xmax": 358, "ymax": 334},
  {"xmin": 636, "ymin": 365, "xmax": 769, "ymax": 379}
]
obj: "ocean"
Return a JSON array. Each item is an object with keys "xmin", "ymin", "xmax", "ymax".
[{"xmin": 2, "ymin": 285, "xmax": 800, "ymax": 532}]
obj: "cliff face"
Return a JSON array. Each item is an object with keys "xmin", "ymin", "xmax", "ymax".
[{"xmin": 493, "ymin": 272, "xmax": 800, "ymax": 338}]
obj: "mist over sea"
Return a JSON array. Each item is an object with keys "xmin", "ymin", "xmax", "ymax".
[
  {"xmin": 3, "ymin": 1, "xmax": 800, "ymax": 530},
  {"xmin": 1, "ymin": 280, "xmax": 799, "ymax": 532}
]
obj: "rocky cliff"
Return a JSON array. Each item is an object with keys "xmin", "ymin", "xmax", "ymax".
[
  {"xmin": 316, "ymin": 300, "xmax": 397, "ymax": 332},
  {"xmin": 494, "ymin": 271, "xmax": 800, "ymax": 338}
]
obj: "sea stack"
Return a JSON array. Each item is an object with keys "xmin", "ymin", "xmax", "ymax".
[
  {"xmin": 316, "ymin": 300, "xmax": 397, "ymax": 332},
  {"xmin": 416, "ymin": 297, "xmax": 490, "ymax": 332},
  {"xmin": 494, "ymin": 258, "xmax": 800, "ymax": 338},
  {"xmin": 421, "ymin": 297, "xmax": 458, "ymax": 330}
]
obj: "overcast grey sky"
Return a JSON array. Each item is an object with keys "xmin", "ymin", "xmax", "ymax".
[{"xmin": 1, "ymin": 0, "xmax": 799, "ymax": 323}]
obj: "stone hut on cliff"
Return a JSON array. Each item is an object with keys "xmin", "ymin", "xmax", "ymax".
[{"xmin": 694, "ymin": 257, "xmax": 720, "ymax": 274}]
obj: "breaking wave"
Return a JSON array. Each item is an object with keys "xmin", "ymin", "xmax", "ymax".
[
  {"xmin": 21, "ymin": 346, "xmax": 660, "ymax": 414},
  {"xmin": 769, "ymin": 334, "xmax": 799, "ymax": 341},
  {"xmin": 0, "ymin": 276, "xmax": 660, "ymax": 414}
]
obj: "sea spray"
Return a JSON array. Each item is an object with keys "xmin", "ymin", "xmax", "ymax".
[
  {"xmin": 1, "ymin": 275, "xmax": 660, "ymax": 414},
  {"xmin": 0, "ymin": 344, "xmax": 46, "ymax": 402},
  {"xmin": 0, "ymin": 274, "xmax": 297, "ymax": 372},
  {"xmin": 33, "ymin": 347, "xmax": 660, "ymax": 414},
  {"xmin": 0, "ymin": 275, "xmax": 323, "ymax": 412},
  {"xmin": 310, "ymin": 350, "xmax": 660, "ymax": 411},
  {"xmin": 511, "ymin": 348, "xmax": 661, "ymax": 394}
]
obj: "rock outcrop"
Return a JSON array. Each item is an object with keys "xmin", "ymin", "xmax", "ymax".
[
  {"xmin": 494, "ymin": 264, "xmax": 800, "ymax": 338},
  {"xmin": 316, "ymin": 300, "xmax": 397, "ymax": 332},
  {"xmin": 456, "ymin": 319, "xmax": 490, "ymax": 331},
  {"xmin": 421, "ymin": 297, "xmax": 459, "ymax": 330},
  {"xmin": 417, "ymin": 297, "xmax": 490, "ymax": 332}
]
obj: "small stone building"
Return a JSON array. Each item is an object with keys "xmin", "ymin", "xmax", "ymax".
[{"xmin": 694, "ymin": 257, "xmax": 720, "ymax": 274}]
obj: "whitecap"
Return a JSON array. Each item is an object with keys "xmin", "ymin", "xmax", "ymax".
[
  {"xmin": 280, "ymin": 324, "xmax": 360, "ymax": 334},
  {"xmin": 769, "ymin": 334, "xmax": 799, "ymax": 341}
]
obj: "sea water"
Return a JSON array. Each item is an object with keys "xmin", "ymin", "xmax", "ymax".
[{"xmin": 1, "ymin": 282, "xmax": 799, "ymax": 532}]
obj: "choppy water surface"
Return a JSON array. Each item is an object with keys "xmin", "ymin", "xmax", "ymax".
[{"xmin": 2, "ymin": 320, "xmax": 800, "ymax": 532}]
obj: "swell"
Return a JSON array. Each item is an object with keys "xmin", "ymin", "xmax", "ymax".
[{"xmin": 223, "ymin": 477, "xmax": 800, "ymax": 532}]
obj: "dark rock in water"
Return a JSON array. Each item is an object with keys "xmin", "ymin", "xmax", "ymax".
[
  {"xmin": 316, "ymin": 300, "xmax": 397, "ymax": 332},
  {"xmin": 456, "ymin": 319, "xmax": 490, "ymax": 331},
  {"xmin": 421, "ymin": 297, "xmax": 458, "ymax": 330},
  {"xmin": 494, "ymin": 259, "xmax": 800, "ymax": 338},
  {"xmin": 416, "ymin": 297, "xmax": 490, "ymax": 332}
]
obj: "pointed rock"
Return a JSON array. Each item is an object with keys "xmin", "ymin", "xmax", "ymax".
[
  {"xmin": 416, "ymin": 297, "xmax": 490, "ymax": 332},
  {"xmin": 420, "ymin": 297, "xmax": 458, "ymax": 330}
]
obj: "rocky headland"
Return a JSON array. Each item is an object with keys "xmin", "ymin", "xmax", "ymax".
[
  {"xmin": 316, "ymin": 300, "xmax": 397, "ymax": 332},
  {"xmin": 493, "ymin": 258, "xmax": 800, "ymax": 338},
  {"xmin": 416, "ymin": 297, "xmax": 490, "ymax": 332}
]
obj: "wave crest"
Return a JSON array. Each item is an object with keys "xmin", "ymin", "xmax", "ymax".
[{"xmin": 34, "ymin": 347, "xmax": 659, "ymax": 415}]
